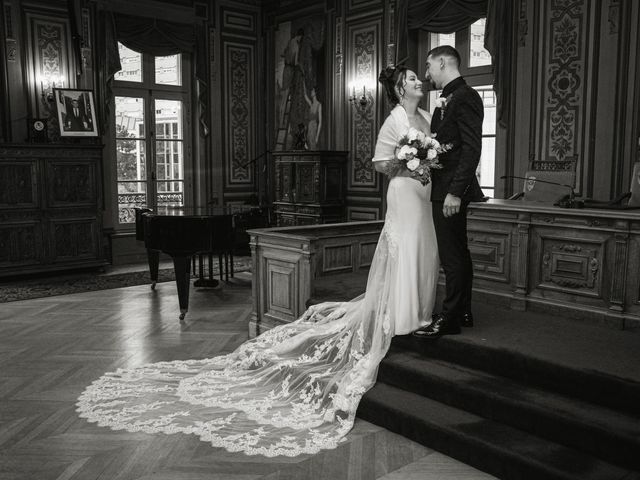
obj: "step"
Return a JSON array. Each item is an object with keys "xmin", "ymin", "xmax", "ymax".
[
  {"xmin": 378, "ymin": 350, "xmax": 640, "ymax": 471},
  {"xmin": 358, "ymin": 382, "xmax": 637, "ymax": 480},
  {"xmin": 391, "ymin": 331, "xmax": 640, "ymax": 416}
]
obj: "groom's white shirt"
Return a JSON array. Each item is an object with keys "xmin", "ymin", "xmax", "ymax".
[{"xmin": 372, "ymin": 105, "xmax": 432, "ymax": 162}]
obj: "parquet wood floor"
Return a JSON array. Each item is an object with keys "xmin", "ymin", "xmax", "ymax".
[{"xmin": 0, "ymin": 273, "xmax": 493, "ymax": 480}]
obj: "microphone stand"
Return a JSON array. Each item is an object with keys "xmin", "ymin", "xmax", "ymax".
[
  {"xmin": 241, "ymin": 149, "xmax": 271, "ymax": 169},
  {"xmin": 241, "ymin": 150, "xmax": 273, "ymax": 224},
  {"xmin": 501, "ymin": 175, "xmax": 583, "ymax": 209}
]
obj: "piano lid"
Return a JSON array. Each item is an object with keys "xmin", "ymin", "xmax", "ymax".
[{"xmin": 137, "ymin": 205, "xmax": 256, "ymax": 218}]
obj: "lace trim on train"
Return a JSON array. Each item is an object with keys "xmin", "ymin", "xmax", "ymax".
[{"xmin": 76, "ymin": 302, "xmax": 383, "ymax": 457}]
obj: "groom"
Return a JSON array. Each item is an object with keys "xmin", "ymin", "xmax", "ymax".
[{"xmin": 414, "ymin": 45, "xmax": 485, "ymax": 338}]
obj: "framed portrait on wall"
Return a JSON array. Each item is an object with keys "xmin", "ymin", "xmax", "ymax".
[{"xmin": 53, "ymin": 88, "xmax": 98, "ymax": 137}]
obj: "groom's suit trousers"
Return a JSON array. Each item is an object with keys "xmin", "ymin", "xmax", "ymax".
[{"xmin": 431, "ymin": 202, "xmax": 473, "ymax": 319}]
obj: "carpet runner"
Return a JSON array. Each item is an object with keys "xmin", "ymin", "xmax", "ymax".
[
  {"xmin": 0, "ymin": 257, "xmax": 252, "ymax": 303},
  {"xmin": 357, "ymin": 302, "xmax": 640, "ymax": 480}
]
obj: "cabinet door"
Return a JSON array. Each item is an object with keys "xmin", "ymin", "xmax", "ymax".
[
  {"xmin": 0, "ymin": 222, "xmax": 43, "ymax": 267},
  {"xmin": 296, "ymin": 163, "xmax": 316, "ymax": 203},
  {"xmin": 46, "ymin": 160, "xmax": 97, "ymax": 207},
  {"xmin": 277, "ymin": 163, "xmax": 294, "ymax": 202},
  {"xmin": 0, "ymin": 161, "xmax": 38, "ymax": 208},
  {"xmin": 48, "ymin": 219, "xmax": 100, "ymax": 261}
]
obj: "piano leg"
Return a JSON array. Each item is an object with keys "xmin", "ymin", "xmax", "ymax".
[
  {"xmin": 173, "ymin": 255, "xmax": 191, "ymax": 321},
  {"xmin": 147, "ymin": 249, "xmax": 160, "ymax": 290},
  {"xmin": 193, "ymin": 252, "xmax": 219, "ymax": 288}
]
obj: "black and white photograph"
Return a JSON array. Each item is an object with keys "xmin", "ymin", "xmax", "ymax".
[
  {"xmin": 1, "ymin": 1, "xmax": 639, "ymax": 479},
  {"xmin": 54, "ymin": 88, "xmax": 98, "ymax": 136}
]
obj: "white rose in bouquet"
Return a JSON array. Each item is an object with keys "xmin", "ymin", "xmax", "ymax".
[
  {"xmin": 406, "ymin": 128, "xmax": 420, "ymax": 142},
  {"xmin": 425, "ymin": 137, "xmax": 440, "ymax": 149},
  {"xmin": 398, "ymin": 145, "xmax": 417, "ymax": 160},
  {"xmin": 416, "ymin": 131, "xmax": 427, "ymax": 144},
  {"xmin": 406, "ymin": 159, "xmax": 420, "ymax": 171},
  {"xmin": 427, "ymin": 148, "xmax": 438, "ymax": 160}
]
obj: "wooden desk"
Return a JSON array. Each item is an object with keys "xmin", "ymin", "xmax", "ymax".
[
  {"xmin": 467, "ymin": 200, "xmax": 640, "ymax": 329},
  {"xmin": 248, "ymin": 200, "xmax": 640, "ymax": 335}
]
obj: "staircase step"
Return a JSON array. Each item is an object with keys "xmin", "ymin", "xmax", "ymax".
[
  {"xmin": 391, "ymin": 331, "xmax": 640, "ymax": 416},
  {"xmin": 378, "ymin": 350, "xmax": 640, "ymax": 470},
  {"xmin": 358, "ymin": 382, "xmax": 637, "ymax": 480}
]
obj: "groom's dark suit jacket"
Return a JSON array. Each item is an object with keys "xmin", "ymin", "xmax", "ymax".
[{"xmin": 430, "ymin": 77, "xmax": 485, "ymax": 203}]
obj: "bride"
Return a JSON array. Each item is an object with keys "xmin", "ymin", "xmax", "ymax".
[{"xmin": 76, "ymin": 65, "xmax": 439, "ymax": 457}]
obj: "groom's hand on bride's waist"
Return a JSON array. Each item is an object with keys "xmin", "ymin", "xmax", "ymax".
[{"xmin": 443, "ymin": 193, "xmax": 461, "ymax": 217}]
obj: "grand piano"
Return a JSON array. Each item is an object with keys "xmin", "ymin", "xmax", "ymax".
[{"xmin": 135, "ymin": 206, "xmax": 249, "ymax": 321}]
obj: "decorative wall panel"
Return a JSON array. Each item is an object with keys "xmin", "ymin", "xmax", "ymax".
[
  {"xmin": 536, "ymin": 0, "xmax": 594, "ymax": 180},
  {"xmin": 25, "ymin": 12, "xmax": 74, "ymax": 118},
  {"xmin": 222, "ymin": 9, "xmax": 256, "ymax": 32},
  {"xmin": 4, "ymin": 4, "xmax": 17, "ymax": 62},
  {"xmin": 223, "ymin": 42, "xmax": 255, "ymax": 187},
  {"xmin": 347, "ymin": 205, "xmax": 379, "ymax": 221},
  {"xmin": 347, "ymin": 19, "xmax": 380, "ymax": 191},
  {"xmin": 348, "ymin": 0, "xmax": 382, "ymax": 11}
]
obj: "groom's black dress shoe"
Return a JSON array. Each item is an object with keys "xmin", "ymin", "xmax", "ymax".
[
  {"xmin": 413, "ymin": 314, "xmax": 461, "ymax": 338},
  {"xmin": 429, "ymin": 312, "xmax": 474, "ymax": 327},
  {"xmin": 461, "ymin": 313, "xmax": 474, "ymax": 328}
]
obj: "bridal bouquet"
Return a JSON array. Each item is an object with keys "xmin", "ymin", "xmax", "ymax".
[{"xmin": 392, "ymin": 127, "xmax": 452, "ymax": 185}]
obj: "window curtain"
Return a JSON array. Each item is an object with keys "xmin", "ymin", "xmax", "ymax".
[
  {"xmin": 395, "ymin": 0, "xmax": 513, "ymax": 127},
  {"xmin": 484, "ymin": 0, "xmax": 514, "ymax": 128},
  {"xmin": 97, "ymin": 11, "xmax": 209, "ymax": 135}
]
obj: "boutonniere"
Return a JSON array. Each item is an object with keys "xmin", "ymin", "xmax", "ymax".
[{"xmin": 435, "ymin": 94, "xmax": 453, "ymax": 120}]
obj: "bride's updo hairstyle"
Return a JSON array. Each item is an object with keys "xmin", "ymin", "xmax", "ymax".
[{"xmin": 378, "ymin": 65, "xmax": 409, "ymax": 106}]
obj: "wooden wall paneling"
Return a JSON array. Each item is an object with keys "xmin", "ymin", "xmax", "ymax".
[
  {"xmin": 346, "ymin": 0, "xmax": 382, "ymax": 15},
  {"xmin": 0, "ymin": 1, "xmax": 10, "ymax": 142},
  {"xmin": 209, "ymin": 25, "xmax": 223, "ymax": 206},
  {"xmin": 509, "ymin": 0, "xmax": 539, "ymax": 196},
  {"xmin": 533, "ymin": 0, "xmax": 596, "ymax": 196},
  {"xmin": 332, "ymin": 12, "xmax": 345, "ymax": 150},
  {"xmin": 345, "ymin": 15, "xmax": 383, "ymax": 220},
  {"xmin": 5, "ymin": 1, "xmax": 28, "ymax": 142},
  {"xmin": 222, "ymin": 41, "xmax": 255, "ymax": 189},
  {"xmin": 216, "ymin": 2, "xmax": 260, "ymax": 206},
  {"xmin": 617, "ymin": 0, "xmax": 640, "ymax": 197},
  {"xmin": 590, "ymin": 0, "xmax": 619, "ymax": 200},
  {"xmin": 23, "ymin": 8, "xmax": 76, "ymax": 120}
]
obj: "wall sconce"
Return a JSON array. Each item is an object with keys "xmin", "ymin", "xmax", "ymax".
[
  {"xmin": 39, "ymin": 75, "xmax": 65, "ymax": 102},
  {"xmin": 348, "ymin": 79, "xmax": 375, "ymax": 110}
]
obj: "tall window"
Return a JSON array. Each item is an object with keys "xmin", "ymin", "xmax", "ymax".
[
  {"xmin": 113, "ymin": 43, "xmax": 189, "ymax": 224},
  {"xmin": 425, "ymin": 19, "xmax": 496, "ymax": 198}
]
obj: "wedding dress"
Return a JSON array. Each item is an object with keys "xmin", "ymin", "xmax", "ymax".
[{"xmin": 76, "ymin": 105, "xmax": 439, "ymax": 457}]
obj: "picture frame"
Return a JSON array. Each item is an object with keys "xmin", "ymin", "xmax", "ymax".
[{"xmin": 53, "ymin": 88, "xmax": 98, "ymax": 137}]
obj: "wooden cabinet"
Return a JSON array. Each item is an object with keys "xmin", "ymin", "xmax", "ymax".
[
  {"xmin": 273, "ymin": 150, "xmax": 348, "ymax": 226},
  {"xmin": 0, "ymin": 144, "xmax": 105, "ymax": 277}
]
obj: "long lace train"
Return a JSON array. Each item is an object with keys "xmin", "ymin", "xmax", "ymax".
[{"xmin": 76, "ymin": 227, "xmax": 411, "ymax": 457}]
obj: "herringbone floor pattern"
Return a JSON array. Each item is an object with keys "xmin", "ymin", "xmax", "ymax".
[{"xmin": 0, "ymin": 273, "xmax": 492, "ymax": 480}]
